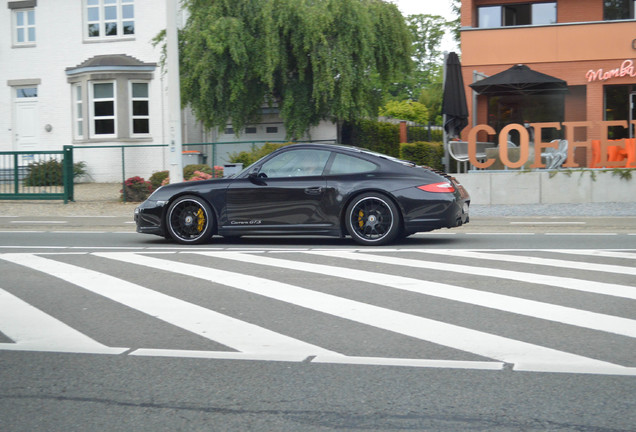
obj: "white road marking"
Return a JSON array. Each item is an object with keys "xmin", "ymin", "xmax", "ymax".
[
  {"xmin": 98, "ymin": 252, "xmax": 635, "ymax": 375},
  {"xmin": 309, "ymin": 250, "xmax": 636, "ymax": 300},
  {"xmin": 203, "ymin": 251, "xmax": 636, "ymax": 339},
  {"xmin": 0, "ymin": 287, "xmax": 126, "ymax": 354},
  {"xmin": 414, "ymin": 249, "xmax": 636, "ymax": 276},
  {"xmin": 0, "ymin": 253, "xmax": 340, "ymax": 359},
  {"xmin": 547, "ymin": 249, "xmax": 636, "ymax": 260},
  {"xmin": 10, "ymin": 221, "xmax": 68, "ymax": 224}
]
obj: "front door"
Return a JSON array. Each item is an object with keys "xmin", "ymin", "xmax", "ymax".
[
  {"xmin": 225, "ymin": 148, "xmax": 331, "ymax": 231},
  {"xmin": 13, "ymin": 86, "xmax": 39, "ymax": 158}
]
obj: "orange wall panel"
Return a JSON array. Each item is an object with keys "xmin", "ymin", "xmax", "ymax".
[{"xmin": 461, "ymin": 22, "xmax": 636, "ymax": 67}]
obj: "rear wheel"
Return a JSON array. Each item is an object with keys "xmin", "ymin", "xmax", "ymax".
[
  {"xmin": 345, "ymin": 193, "xmax": 401, "ymax": 246},
  {"xmin": 166, "ymin": 195, "xmax": 215, "ymax": 244}
]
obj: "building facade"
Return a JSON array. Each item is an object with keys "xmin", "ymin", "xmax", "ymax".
[
  {"xmin": 1, "ymin": 1, "xmax": 336, "ymax": 182},
  {"xmin": 461, "ymin": 0, "xmax": 636, "ymax": 167}
]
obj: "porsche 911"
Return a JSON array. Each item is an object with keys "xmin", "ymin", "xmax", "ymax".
[{"xmin": 134, "ymin": 143, "xmax": 469, "ymax": 245}]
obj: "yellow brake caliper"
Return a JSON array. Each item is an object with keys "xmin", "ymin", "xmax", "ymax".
[
  {"xmin": 358, "ymin": 210, "xmax": 365, "ymax": 228},
  {"xmin": 196, "ymin": 208, "xmax": 206, "ymax": 232}
]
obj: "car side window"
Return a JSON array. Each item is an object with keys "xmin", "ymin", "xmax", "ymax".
[
  {"xmin": 328, "ymin": 153, "xmax": 377, "ymax": 175},
  {"xmin": 259, "ymin": 149, "xmax": 330, "ymax": 178}
]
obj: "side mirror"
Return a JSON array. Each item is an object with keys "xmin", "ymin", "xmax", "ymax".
[{"xmin": 248, "ymin": 171, "xmax": 267, "ymax": 185}]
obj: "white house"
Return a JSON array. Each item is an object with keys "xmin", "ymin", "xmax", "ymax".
[{"xmin": 1, "ymin": 0, "xmax": 336, "ymax": 182}]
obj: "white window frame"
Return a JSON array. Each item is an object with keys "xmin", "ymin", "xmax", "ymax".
[
  {"xmin": 89, "ymin": 81, "xmax": 117, "ymax": 139},
  {"xmin": 13, "ymin": 8, "xmax": 36, "ymax": 46},
  {"xmin": 72, "ymin": 84, "xmax": 84, "ymax": 139},
  {"xmin": 84, "ymin": 0, "xmax": 135, "ymax": 41},
  {"xmin": 129, "ymin": 81, "xmax": 150, "ymax": 137}
]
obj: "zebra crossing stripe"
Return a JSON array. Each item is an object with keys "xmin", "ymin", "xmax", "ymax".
[
  {"xmin": 307, "ymin": 250, "xmax": 636, "ymax": 301},
  {"xmin": 97, "ymin": 252, "xmax": 635, "ymax": 375},
  {"xmin": 0, "ymin": 287, "xmax": 126, "ymax": 354},
  {"xmin": 0, "ymin": 253, "xmax": 341, "ymax": 359},
  {"xmin": 547, "ymin": 249, "xmax": 636, "ymax": 260},
  {"xmin": 209, "ymin": 250, "xmax": 636, "ymax": 339},
  {"xmin": 413, "ymin": 249, "xmax": 636, "ymax": 276}
]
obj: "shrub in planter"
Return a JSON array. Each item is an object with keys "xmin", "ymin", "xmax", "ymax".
[{"xmin": 121, "ymin": 176, "xmax": 152, "ymax": 202}]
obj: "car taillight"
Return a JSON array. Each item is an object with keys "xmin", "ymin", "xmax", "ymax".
[{"xmin": 417, "ymin": 182, "xmax": 455, "ymax": 193}]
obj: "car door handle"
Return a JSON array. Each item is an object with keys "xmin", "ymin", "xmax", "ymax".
[{"xmin": 304, "ymin": 186, "xmax": 323, "ymax": 195}]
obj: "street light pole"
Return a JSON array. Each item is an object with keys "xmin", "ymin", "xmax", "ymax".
[{"xmin": 166, "ymin": 0, "xmax": 183, "ymax": 183}]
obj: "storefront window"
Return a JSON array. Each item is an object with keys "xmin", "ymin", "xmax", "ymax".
[
  {"xmin": 605, "ymin": 86, "xmax": 631, "ymax": 139},
  {"xmin": 488, "ymin": 94, "xmax": 564, "ymax": 144}
]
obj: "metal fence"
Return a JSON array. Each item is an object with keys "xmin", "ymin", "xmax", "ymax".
[
  {"xmin": 0, "ymin": 147, "xmax": 74, "ymax": 203},
  {"xmin": 0, "ymin": 140, "xmax": 337, "ymax": 203}
]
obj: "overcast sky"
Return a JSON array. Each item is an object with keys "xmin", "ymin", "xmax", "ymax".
[
  {"xmin": 391, "ymin": 0, "xmax": 455, "ymax": 19},
  {"xmin": 391, "ymin": 0, "xmax": 459, "ymax": 52}
]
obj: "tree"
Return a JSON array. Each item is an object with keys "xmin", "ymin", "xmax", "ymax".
[
  {"xmin": 178, "ymin": 0, "xmax": 413, "ymax": 139},
  {"xmin": 379, "ymin": 100, "xmax": 429, "ymax": 125}
]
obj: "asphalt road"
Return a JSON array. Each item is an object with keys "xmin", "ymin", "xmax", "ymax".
[{"xmin": 1, "ymin": 223, "xmax": 635, "ymax": 431}]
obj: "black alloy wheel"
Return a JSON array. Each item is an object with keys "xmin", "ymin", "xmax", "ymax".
[
  {"xmin": 166, "ymin": 195, "xmax": 215, "ymax": 244},
  {"xmin": 345, "ymin": 193, "xmax": 401, "ymax": 246}
]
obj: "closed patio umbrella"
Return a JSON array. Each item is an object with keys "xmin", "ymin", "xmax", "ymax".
[
  {"xmin": 442, "ymin": 52, "xmax": 469, "ymax": 139},
  {"xmin": 470, "ymin": 64, "xmax": 567, "ymax": 95}
]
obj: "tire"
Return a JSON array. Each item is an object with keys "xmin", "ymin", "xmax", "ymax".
[
  {"xmin": 344, "ymin": 192, "xmax": 401, "ymax": 246},
  {"xmin": 165, "ymin": 195, "xmax": 215, "ymax": 245}
]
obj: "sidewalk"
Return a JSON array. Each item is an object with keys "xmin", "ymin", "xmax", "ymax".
[
  {"xmin": 0, "ymin": 183, "xmax": 135, "ymax": 217},
  {"xmin": 1, "ymin": 183, "xmax": 636, "ymax": 218}
]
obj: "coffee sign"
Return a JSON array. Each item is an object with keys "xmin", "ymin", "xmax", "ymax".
[{"xmin": 467, "ymin": 121, "xmax": 636, "ymax": 169}]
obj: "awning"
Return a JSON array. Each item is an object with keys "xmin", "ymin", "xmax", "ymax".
[{"xmin": 469, "ymin": 64, "xmax": 567, "ymax": 95}]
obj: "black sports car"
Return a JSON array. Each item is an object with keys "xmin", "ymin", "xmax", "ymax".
[{"xmin": 134, "ymin": 143, "xmax": 469, "ymax": 246}]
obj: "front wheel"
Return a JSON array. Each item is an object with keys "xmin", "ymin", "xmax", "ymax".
[
  {"xmin": 166, "ymin": 195, "xmax": 215, "ymax": 244},
  {"xmin": 344, "ymin": 193, "xmax": 401, "ymax": 246}
]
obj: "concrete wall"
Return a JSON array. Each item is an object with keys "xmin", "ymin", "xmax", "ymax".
[{"xmin": 454, "ymin": 171, "xmax": 636, "ymax": 205}]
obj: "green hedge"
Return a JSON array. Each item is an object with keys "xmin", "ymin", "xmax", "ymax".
[
  {"xmin": 399, "ymin": 141, "xmax": 444, "ymax": 171},
  {"xmin": 343, "ymin": 120, "xmax": 401, "ymax": 157},
  {"xmin": 229, "ymin": 142, "xmax": 294, "ymax": 166}
]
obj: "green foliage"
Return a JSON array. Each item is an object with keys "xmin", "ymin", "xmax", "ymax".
[
  {"xmin": 400, "ymin": 142, "xmax": 444, "ymax": 171},
  {"xmin": 183, "ymin": 164, "xmax": 212, "ymax": 181},
  {"xmin": 342, "ymin": 120, "xmax": 400, "ymax": 157},
  {"xmin": 408, "ymin": 125, "xmax": 443, "ymax": 143},
  {"xmin": 24, "ymin": 160, "xmax": 87, "ymax": 186},
  {"xmin": 229, "ymin": 142, "xmax": 293, "ymax": 167},
  {"xmin": 121, "ymin": 176, "xmax": 152, "ymax": 202},
  {"xmin": 418, "ymin": 82, "xmax": 444, "ymax": 125},
  {"xmin": 379, "ymin": 100, "xmax": 429, "ymax": 125},
  {"xmin": 149, "ymin": 170, "xmax": 169, "ymax": 190},
  {"xmin": 175, "ymin": 0, "xmax": 412, "ymax": 139}
]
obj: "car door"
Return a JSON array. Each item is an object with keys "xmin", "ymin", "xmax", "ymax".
[{"xmin": 224, "ymin": 148, "xmax": 331, "ymax": 230}]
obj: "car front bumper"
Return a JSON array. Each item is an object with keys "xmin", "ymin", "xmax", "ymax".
[{"xmin": 134, "ymin": 200, "xmax": 167, "ymax": 236}]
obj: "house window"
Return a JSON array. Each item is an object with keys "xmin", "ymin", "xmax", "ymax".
[
  {"xmin": 245, "ymin": 127, "xmax": 257, "ymax": 134},
  {"xmin": 86, "ymin": 0, "xmax": 134, "ymax": 39},
  {"xmin": 130, "ymin": 82, "xmax": 149, "ymax": 135},
  {"xmin": 16, "ymin": 87, "xmax": 37, "ymax": 98},
  {"xmin": 13, "ymin": 8, "xmax": 36, "ymax": 45},
  {"xmin": 478, "ymin": 2, "xmax": 556, "ymax": 28},
  {"xmin": 90, "ymin": 82, "xmax": 116, "ymax": 137},
  {"xmin": 73, "ymin": 84, "xmax": 84, "ymax": 139},
  {"xmin": 266, "ymin": 126, "xmax": 278, "ymax": 133},
  {"xmin": 604, "ymin": 0, "xmax": 635, "ymax": 20}
]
